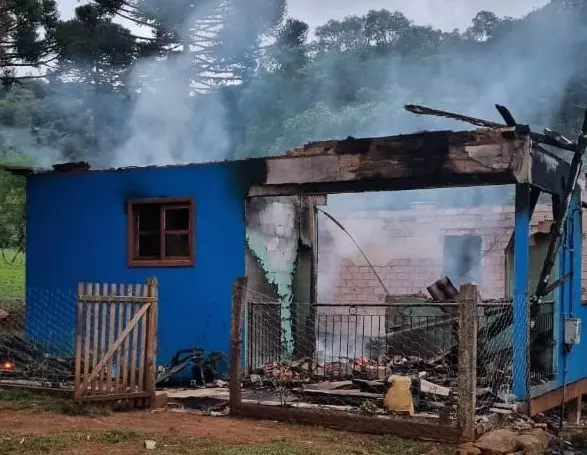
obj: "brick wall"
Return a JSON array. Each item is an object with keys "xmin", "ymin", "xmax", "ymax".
[{"xmin": 317, "ymin": 204, "xmax": 557, "ymax": 303}]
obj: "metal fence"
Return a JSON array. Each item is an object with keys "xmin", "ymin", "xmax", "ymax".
[
  {"xmin": 247, "ymin": 301, "xmax": 459, "ymax": 383},
  {"xmin": 232, "ymin": 282, "xmax": 491, "ymax": 442},
  {"xmin": 230, "ymin": 281, "xmax": 555, "ymax": 442}
]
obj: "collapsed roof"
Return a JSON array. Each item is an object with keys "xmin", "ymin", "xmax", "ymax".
[
  {"xmin": 251, "ymin": 104, "xmax": 585, "ymax": 202},
  {"xmin": 2, "ymin": 103, "xmax": 585, "ymax": 204}
]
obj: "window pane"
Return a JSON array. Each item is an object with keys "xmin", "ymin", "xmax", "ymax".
[
  {"xmin": 135, "ymin": 204, "xmax": 160, "ymax": 231},
  {"xmin": 138, "ymin": 233, "xmax": 161, "ymax": 258},
  {"xmin": 165, "ymin": 207, "xmax": 190, "ymax": 230},
  {"xmin": 165, "ymin": 233, "xmax": 190, "ymax": 257}
]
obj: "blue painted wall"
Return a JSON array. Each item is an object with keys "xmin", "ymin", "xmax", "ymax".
[
  {"xmin": 555, "ymin": 195, "xmax": 586, "ymax": 386},
  {"xmin": 25, "ymin": 162, "xmax": 248, "ymax": 367},
  {"xmin": 529, "ymin": 193, "xmax": 587, "ymax": 399},
  {"xmin": 512, "ymin": 184, "xmax": 531, "ymax": 398}
]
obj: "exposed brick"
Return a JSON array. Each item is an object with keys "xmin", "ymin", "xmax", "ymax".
[{"xmin": 319, "ymin": 203, "xmax": 575, "ymax": 303}]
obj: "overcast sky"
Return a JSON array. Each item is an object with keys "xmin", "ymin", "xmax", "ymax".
[{"xmin": 59, "ymin": 0, "xmax": 549, "ymax": 32}]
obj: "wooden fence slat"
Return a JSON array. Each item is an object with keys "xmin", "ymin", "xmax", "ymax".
[
  {"xmin": 121, "ymin": 285, "xmax": 132, "ymax": 391},
  {"xmin": 76, "ymin": 300, "xmax": 152, "ymax": 396},
  {"xmin": 130, "ymin": 284, "xmax": 141, "ymax": 393},
  {"xmin": 83, "ymin": 283, "xmax": 92, "ymax": 394},
  {"xmin": 115, "ymin": 285, "xmax": 124, "ymax": 392},
  {"xmin": 80, "ymin": 295, "xmax": 156, "ymax": 302},
  {"xmin": 138, "ymin": 284, "xmax": 147, "ymax": 392},
  {"xmin": 74, "ymin": 283, "xmax": 84, "ymax": 399},
  {"xmin": 75, "ymin": 279, "xmax": 158, "ymax": 403},
  {"xmin": 145, "ymin": 278, "xmax": 158, "ymax": 400},
  {"xmin": 99, "ymin": 283, "xmax": 108, "ymax": 392},
  {"xmin": 91, "ymin": 283, "xmax": 101, "ymax": 394},
  {"xmin": 107, "ymin": 284, "xmax": 116, "ymax": 394}
]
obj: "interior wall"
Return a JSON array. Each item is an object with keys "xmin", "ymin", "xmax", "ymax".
[{"xmin": 318, "ymin": 204, "xmax": 555, "ymax": 304}]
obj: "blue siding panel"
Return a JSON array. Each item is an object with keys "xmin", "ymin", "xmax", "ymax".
[
  {"xmin": 513, "ymin": 184, "xmax": 530, "ymax": 399},
  {"xmin": 531, "ymin": 194, "xmax": 587, "ymax": 398},
  {"xmin": 561, "ymin": 196, "xmax": 587, "ymax": 385},
  {"xmin": 25, "ymin": 163, "xmax": 247, "ymax": 367}
]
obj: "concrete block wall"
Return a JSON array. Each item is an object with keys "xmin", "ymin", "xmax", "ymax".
[{"xmin": 317, "ymin": 204, "xmax": 556, "ymax": 303}]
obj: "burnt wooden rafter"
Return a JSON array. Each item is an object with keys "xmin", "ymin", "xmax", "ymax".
[{"xmin": 250, "ymin": 104, "xmax": 582, "ymax": 201}]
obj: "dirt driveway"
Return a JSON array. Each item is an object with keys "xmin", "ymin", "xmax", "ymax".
[{"xmin": 0, "ymin": 405, "xmax": 453, "ymax": 455}]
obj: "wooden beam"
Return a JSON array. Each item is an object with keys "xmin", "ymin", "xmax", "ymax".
[
  {"xmin": 249, "ymin": 174, "xmax": 517, "ymax": 198},
  {"xmin": 250, "ymin": 131, "xmax": 575, "ymax": 198},
  {"xmin": 0, "ymin": 382, "xmax": 73, "ymax": 397},
  {"xmin": 229, "ymin": 277, "xmax": 247, "ymax": 411},
  {"xmin": 568, "ymin": 396, "xmax": 582, "ymax": 425},
  {"xmin": 264, "ymin": 130, "xmax": 530, "ymax": 187},
  {"xmin": 457, "ymin": 284, "xmax": 478, "ymax": 442},
  {"xmin": 531, "ymin": 146, "xmax": 574, "ymax": 197},
  {"xmin": 232, "ymin": 403, "xmax": 459, "ymax": 444},
  {"xmin": 529, "ymin": 378, "xmax": 587, "ymax": 416}
]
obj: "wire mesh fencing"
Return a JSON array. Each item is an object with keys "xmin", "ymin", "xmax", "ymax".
[
  {"xmin": 232, "ymin": 285, "xmax": 545, "ymax": 441},
  {"xmin": 243, "ymin": 300, "xmax": 461, "ymax": 423},
  {"xmin": 0, "ymin": 287, "xmax": 77, "ymax": 389}
]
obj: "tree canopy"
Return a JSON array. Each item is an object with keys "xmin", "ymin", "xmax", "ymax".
[{"xmin": 1, "ymin": 0, "xmax": 587, "ymax": 247}]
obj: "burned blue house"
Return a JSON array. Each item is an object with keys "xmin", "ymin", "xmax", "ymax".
[
  {"xmin": 7, "ymin": 114, "xmax": 587, "ymax": 417},
  {"xmin": 18, "ymin": 159, "xmax": 264, "ymax": 367}
]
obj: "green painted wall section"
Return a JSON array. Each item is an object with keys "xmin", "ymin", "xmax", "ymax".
[
  {"xmin": 246, "ymin": 231, "xmax": 297, "ymax": 356},
  {"xmin": 245, "ymin": 197, "xmax": 300, "ymax": 358}
]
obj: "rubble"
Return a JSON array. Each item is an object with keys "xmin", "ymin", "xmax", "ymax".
[
  {"xmin": 0, "ymin": 335, "xmax": 74, "ymax": 384},
  {"xmin": 246, "ymin": 349, "xmax": 523, "ymax": 420},
  {"xmin": 470, "ymin": 428, "xmax": 549, "ymax": 455}
]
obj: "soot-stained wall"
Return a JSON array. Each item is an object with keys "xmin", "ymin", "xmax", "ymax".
[{"xmin": 25, "ymin": 162, "xmax": 248, "ymax": 365}]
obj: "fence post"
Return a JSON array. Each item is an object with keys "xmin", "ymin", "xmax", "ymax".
[
  {"xmin": 146, "ymin": 277, "xmax": 158, "ymax": 407},
  {"xmin": 230, "ymin": 277, "xmax": 247, "ymax": 413},
  {"xmin": 457, "ymin": 283, "xmax": 478, "ymax": 442}
]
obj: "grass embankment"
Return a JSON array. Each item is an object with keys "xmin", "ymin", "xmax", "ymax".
[{"xmin": 0, "ymin": 249, "xmax": 24, "ymax": 300}]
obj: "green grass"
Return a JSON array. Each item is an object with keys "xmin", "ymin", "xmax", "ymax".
[
  {"xmin": 0, "ymin": 430, "xmax": 141, "ymax": 455},
  {"xmin": 0, "ymin": 430, "xmax": 453, "ymax": 455},
  {"xmin": 0, "ymin": 389, "xmax": 110, "ymax": 417},
  {"xmin": 0, "ymin": 390, "xmax": 455, "ymax": 455},
  {"xmin": 0, "ymin": 249, "xmax": 24, "ymax": 299}
]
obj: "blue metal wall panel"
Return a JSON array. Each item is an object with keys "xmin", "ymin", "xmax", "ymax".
[
  {"xmin": 25, "ymin": 163, "xmax": 247, "ymax": 368},
  {"xmin": 561, "ymin": 196, "xmax": 587, "ymax": 385},
  {"xmin": 513, "ymin": 184, "xmax": 530, "ymax": 399}
]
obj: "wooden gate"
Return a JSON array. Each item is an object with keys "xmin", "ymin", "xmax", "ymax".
[{"xmin": 74, "ymin": 278, "xmax": 158, "ymax": 404}]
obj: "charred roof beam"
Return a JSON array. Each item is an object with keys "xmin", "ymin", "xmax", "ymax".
[{"xmin": 534, "ymin": 110, "xmax": 587, "ymax": 301}]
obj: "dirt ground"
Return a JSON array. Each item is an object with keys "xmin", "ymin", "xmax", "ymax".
[{"xmin": 0, "ymin": 403, "xmax": 454, "ymax": 455}]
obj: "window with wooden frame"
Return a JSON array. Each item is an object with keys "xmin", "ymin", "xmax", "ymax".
[{"xmin": 127, "ymin": 198, "xmax": 195, "ymax": 267}]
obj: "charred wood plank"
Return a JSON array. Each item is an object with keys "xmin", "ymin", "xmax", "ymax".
[
  {"xmin": 232, "ymin": 403, "xmax": 460, "ymax": 443},
  {"xmin": 352, "ymin": 379, "xmax": 386, "ymax": 393},
  {"xmin": 265, "ymin": 130, "xmax": 529, "ymax": 187},
  {"xmin": 405, "ymin": 104, "xmax": 575, "ymax": 152}
]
